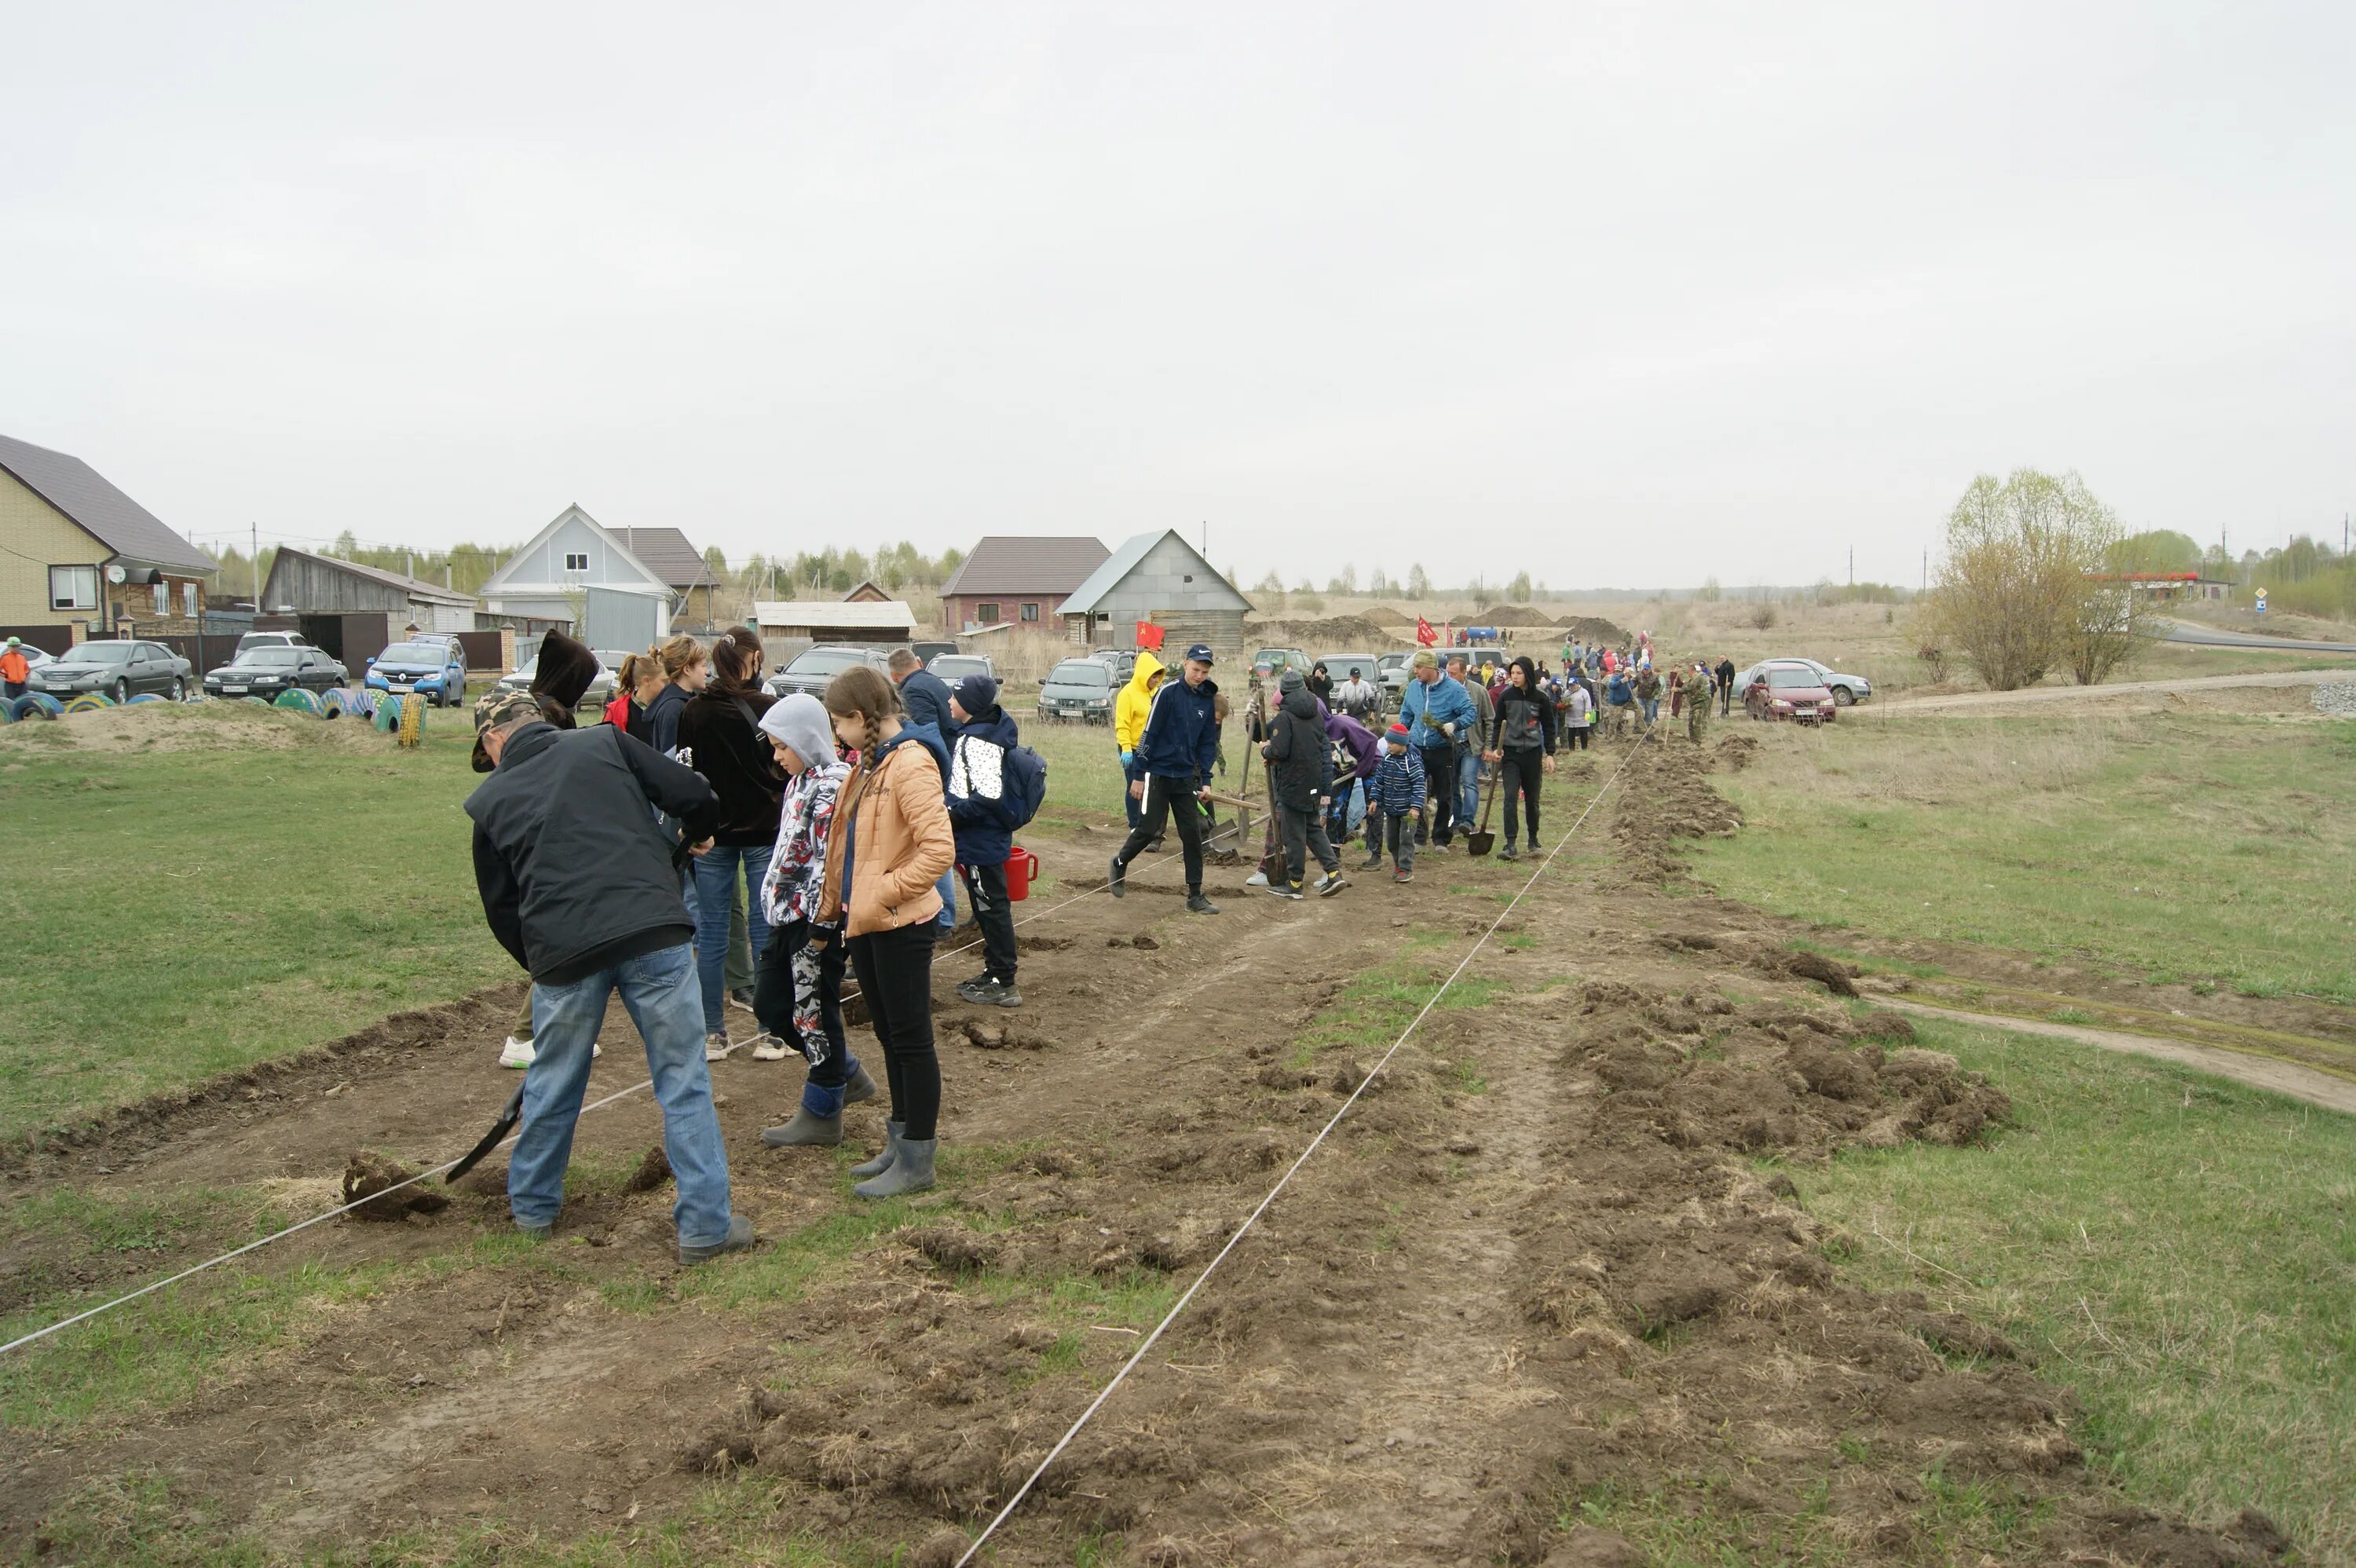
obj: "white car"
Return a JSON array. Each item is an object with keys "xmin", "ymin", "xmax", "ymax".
[{"xmin": 1733, "ymin": 658, "xmax": 1871, "ymax": 707}]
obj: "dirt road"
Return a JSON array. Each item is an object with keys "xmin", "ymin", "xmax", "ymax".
[
  {"xmin": 0, "ymin": 741, "xmax": 2297, "ymax": 1566},
  {"xmin": 1876, "ymin": 666, "xmax": 2355, "ymax": 715}
]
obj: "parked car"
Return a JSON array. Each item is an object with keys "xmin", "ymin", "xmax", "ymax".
[
  {"xmin": 1037, "ymin": 657, "xmax": 1116, "ymax": 722},
  {"xmin": 1784, "ymin": 657, "xmax": 1871, "ymax": 706},
  {"xmin": 766, "ymin": 645, "xmax": 892, "ymax": 700},
  {"xmin": 1743, "ymin": 661, "xmax": 1839, "ymax": 725},
  {"xmin": 1377, "ymin": 652, "xmax": 1413, "ymax": 700},
  {"xmin": 909, "ymin": 641, "xmax": 958, "ymax": 665},
  {"xmin": 203, "ymin": 645, "xmax": 348, "ymax": 699},
  {"xmin": 1084, "ymin": 648, "xmax": 1138, "ymax": 684},
  {"xmin": 1251, "ymin": 646, "xmax": 1312, "ymax": 678},
  {"xmin": 233, "ymin": 630, "xmax": 314, "ymax": 657},
  {"xmin": 492, "ymin": 649, "xmax": 627, "ymax": 709},
  {"xmin": 364, "ymin": 637, "xmax": 470, "ymax": 707},
  {"xmin": 927, "ymin": 653, "xmax": 997, "ymax": 686},
  {"xmin": 30, "ymin": 639, "xmax": 193, "ymax": 703}
]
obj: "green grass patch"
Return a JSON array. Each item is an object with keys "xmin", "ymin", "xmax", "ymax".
[
  {"xmin": 1559, "ymin": 1464, "xmax": 2047, "ymax": 1566},
  {"xmin": 1787, "ymin": 1014, "xmax": 2356, "ymax": 1561},
  {"xmin": 1697, "ymin": 715, "xmax": 2356, "ymax": 1003}
]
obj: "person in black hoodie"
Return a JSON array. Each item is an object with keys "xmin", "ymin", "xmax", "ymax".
[
  {"xmin": 464, "ymin": 690, "xmax": 754, "ymax": 1264},
  {"xmin": 1483, "ymin": 656, "xmax": 1558, "ymax": 861},
  {"xmin": 888, "ymin": 648, "xmax": 960, "ymax": 935},
  {"xmin": 944, "ymin": 674, "xmax": 1025, "ymax": 1008},
  {"xmin": 675, "ymin": 627, "xmax": 784, "ymax": 1058},
  {"xmin": 1261, "ymin": 668, "xmax": 1350, "ymax": 900}
]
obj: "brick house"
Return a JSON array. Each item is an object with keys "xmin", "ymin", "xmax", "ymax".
[{"xmin": 937, "ymin": 535, "xmax": 1110, "ymax": 634}]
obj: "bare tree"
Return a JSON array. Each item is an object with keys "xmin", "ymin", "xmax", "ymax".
[
  {"xmin": 1922, "ymin": 469, "xmax": 2143, "ymax": 690},
  {"xmin": 1407, "ymin": 564, "xmax": 1431, "ymax": 598}
]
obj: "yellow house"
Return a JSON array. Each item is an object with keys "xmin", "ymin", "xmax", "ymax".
[{"xmin": 0, "ymin": 432, "xmax": 216, "ymax": 641}]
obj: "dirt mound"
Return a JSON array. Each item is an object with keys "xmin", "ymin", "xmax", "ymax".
[
  {"xmin": 1610, "ymin": 740, "xmax": 1742, "ymax": 882},
  {"xmin": 0, "ymin": 697, "xmax": 401, "ymax": 755},
  {"xmin": 1253, "ymin": 614, "xmax": 1396, "ymax": 647},
  {"xmin": 1361, "ymin": 604, "xmax": 1414, "ymax": 627},
  {"xmin": 1478, "ymin": 603, "xmax": 1560, "ymax": 627},
  {"xmin": 1559, "ymin": 615, "xmax": 1632, "ymax": 646}
]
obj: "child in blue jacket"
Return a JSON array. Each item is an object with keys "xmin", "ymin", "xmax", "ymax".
[{"xmin": 1359, "ymin": 723, "xmax": 1425, "ymax": 883}]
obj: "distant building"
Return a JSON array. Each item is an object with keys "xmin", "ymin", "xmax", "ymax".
[
  {"xmin": 609, "ymin": 525, "xmax": 726, "ymax": 628},
  {"xmin": 753, "ymin": 599, "xmax": 920, "ymax": 645},
  {"xmin": 261, "ymin": 547, "xmax": 478, "ymax": 634},
  {"xmin": 476, "ymin": 504, "xmax": 682, "ymax": 649},
  {"xmin": 1056, "ymin": 529, "xmax": 1252, "ymax": 654},
  {"xmin": 840, "ymin": 579, "xmax": 894, "ymax": 604},
  {"xmin": 938, "ymin": 535, "xmax": 1110, "ymax": 634},
  {"xmin": 0, "ymin": 431, "xmax": 215, "ymax": 641}
]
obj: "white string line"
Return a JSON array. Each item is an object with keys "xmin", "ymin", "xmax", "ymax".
[
  {"xmin": 954, "ymin": 727, "xmax": 1664, "ymax": 1566},
  {"xmin": 0, "ymin": 825, "xmax": 1205, "ymax": 1361}
]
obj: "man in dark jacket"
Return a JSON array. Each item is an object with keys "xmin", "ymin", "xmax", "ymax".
[
  {"xmin": 1262, "ymin": 670, "xmax": 1348, "ymax": 899},
  {"xmin": 945, "ymin": 674, "xmax": 1023, "ymax": 1008},
  {"xmin": 1715, "ymin": 657, "xmax": 1738, "ymax": 717},
  {"xmin": 1108, "ymin": 643, "xmax": 1222, "ymax": 915},
  {"xmin": 463, "ymin": 692, "xmax": 755, "ymax": 1266}
]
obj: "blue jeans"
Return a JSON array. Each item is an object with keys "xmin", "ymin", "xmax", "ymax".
[
  {"xmin": 935, "ymin": 867, "xmax": 957, "ymax": 932},
  {"xmin": 1121, "ymin": 750, "xmax": 1147, "ymax": 831},
  {"xmin": 1457, "ymin": 747, "xmax": 1481, "ymax": 826},
  {"xmin": 693, "ymin": 846, "xmax": 773, "ymax": 1033},
  {"xmin": 1640, "ymin": 697, "xmax": 1659, "ymax": 725},
  {"xmin": 510, "ymin": 941, "xmax": 732, "ymax": 1246}
]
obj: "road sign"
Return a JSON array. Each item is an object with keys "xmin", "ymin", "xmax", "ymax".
[{"xmin": 2255, "ymin": 587, "xmax": 2268, "ymax": 615}]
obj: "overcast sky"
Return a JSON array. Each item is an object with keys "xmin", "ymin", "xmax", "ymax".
[{"xmin": 5, "ymin": 2, "xmax": 2349, "ymax": 591}]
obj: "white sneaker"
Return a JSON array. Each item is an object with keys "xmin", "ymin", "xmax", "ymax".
[
  {"xmin": 748, "ymin": 1034, "xmax": 790, "ymax": 1061},
  {"xmin": 1245, "ymin": 871, "xmax": 1268, "ymax": 888},
  {"xmin": 592, "ymin": 1040, "xmax": 602, "ymax": 1059},
  {"xmin": 704, "ymin": 1033, "xmax": 730, "ymax": 1062},
  {"xmin": 499, "ymin": 1036, "xmax": 534, "ymax": 1069}
]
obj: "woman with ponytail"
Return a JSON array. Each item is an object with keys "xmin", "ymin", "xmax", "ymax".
[
  {"xmin": 675, "ymin": 627, "xmax": 784, "ymax": 1058},
  {"xmin": 816, "ymin": 664, "xmax": 954, "ymax": 1198}
]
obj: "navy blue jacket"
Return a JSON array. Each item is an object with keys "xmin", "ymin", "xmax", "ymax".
[
  {"xmin": 945, "ymin": 706, "xmax": 1021, "ymax": 867},
  {"xmin": 898, "ymin": 667, "xmax": 961, "ymax": 746},
  {"xmin": 1135, "ymin": 674, "xmax": 1220, "ymax": 784}
]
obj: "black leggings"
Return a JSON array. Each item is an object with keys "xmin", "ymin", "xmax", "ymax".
[
  {"xmin": 1499, "ymin": 750, "xmax": 1544, "ymax": 843},
  {"xmin": 848, "ymin": 923, "xmax": 939, "ymax": 1140}
]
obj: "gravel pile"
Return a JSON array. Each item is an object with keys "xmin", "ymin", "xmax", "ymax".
[{"xmin": 2310, "ymin": 682, "xmax": 2356, "ymax": 717}]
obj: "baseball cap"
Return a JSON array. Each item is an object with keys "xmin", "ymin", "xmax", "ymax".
[
  {"xmin": 471, "ymin": 689, "xmax": 543, "ymax": 772},
  {"xmin": 1185, "ymin": 643, "xmax": 1214, "ymax": 664}
]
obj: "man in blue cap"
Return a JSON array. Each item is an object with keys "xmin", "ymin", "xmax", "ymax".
[{"xmin": 1108, "ymin": 643, "xmax": 1221, "ymax": 915}]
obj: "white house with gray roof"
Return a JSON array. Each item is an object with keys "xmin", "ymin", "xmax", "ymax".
[{"xmin": 477, "ymin": 504, "xmax": 682, "ymax": 646}]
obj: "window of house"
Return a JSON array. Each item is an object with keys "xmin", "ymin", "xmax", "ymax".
[
  {"xmin": 1020, "ymin": 602, "xmax": 1039, "ymax": 622},
  {"xmin": 979, "ymin": 601, "xmax": 1000, "ymax": 623},
  {"xmin": 183, "ymin": 581, "xmax": 199, "ymax": 617},
  {"xmin": 153, "ymin": 582, "xmax": 170, "ymax": 614},
  {"xmin": 49, "ymin": 565, "xmax": 97, "ymax": 610},
  {"xmin": 563, "ymin": 551, "xmax": 590, "ymax": 572}
]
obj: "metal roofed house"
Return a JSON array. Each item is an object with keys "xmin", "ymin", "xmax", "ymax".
[
  {"xmin": 260, "ymin": 546, "xmax": 478, "ymax": 632},
  {"xmin": 1055, "ymin": 528, "xmax": 1252, "ymax": 655},
  {"xmin": 938, "ymin": 535, "xmax": 1110, "ymax": 634},
  {"xmin": 610, "ymin": 525, "xmax": 726, "ymax": 628},
  {"xmin": 0, "ymin": 430, "xmax": 216, "ymax": 640},
  {"xmin": 753, "ymin": 599, "xmax": 920, "ymax": 645},
  {"xmin": 477, "ymin": 504, "xmax": 679, "ymax": 649}
]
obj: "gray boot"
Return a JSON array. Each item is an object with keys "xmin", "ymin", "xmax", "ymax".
[
  {"xmin": 760, "ymin": 1108, "xmax": 841, "ymax": 1147},
  {"xmin": 849, "ymin": 1120, "xmax": 902, "ymax": 1179},
  {"xmin": 853, "ymin": 1137, "xmax": 936, "ymax": 1200},
  {"xmin": 843, "ymin": 1063, "xmax": 879, "ymax": 1105}
]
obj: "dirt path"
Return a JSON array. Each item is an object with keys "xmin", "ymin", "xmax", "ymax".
[
  {"xmin": 0, "ymin": 744, "xmax": 2297, "ymax": 1566},
  {"xmin": 1881, "ymin": 1000, "xmax": 2356, "ymax": 1115},
  {"xmin": 1874, "ymin": 666, "xmax": 2355, "ymax": 716}
]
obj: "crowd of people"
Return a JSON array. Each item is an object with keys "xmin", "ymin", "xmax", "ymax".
[{"xmin": 459, "ymin": 625, "xmax": 1724, "ymax": 1261}]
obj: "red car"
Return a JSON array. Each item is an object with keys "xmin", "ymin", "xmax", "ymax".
[{"xmin": 1744, "ymin": 661, "xmax": 1839, "ymax": 724}]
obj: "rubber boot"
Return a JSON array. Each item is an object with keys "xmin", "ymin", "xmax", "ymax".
[
  {"xmin": 854, "ymin": 1136, "xmax": 936, "ymax": 1199},
  {"xmin": 849, "ymin": 1119, "xmax": 902, "ymax": 1179},
  {"xmin": 842, "ymin": 1060, "xmax": 879, "ymax": 1105},
  {"xmin": 762, "ymin": 1080, "xmax": 846, "ymax": 1147}
]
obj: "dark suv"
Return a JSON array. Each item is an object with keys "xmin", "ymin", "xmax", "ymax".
[{"xmin": 767, "ymin": 645, "xmax": 892, "ymax": 699}]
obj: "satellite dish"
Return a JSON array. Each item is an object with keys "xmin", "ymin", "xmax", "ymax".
[{"xmin": 105, "ymin": 564, "xmax": 127, "ymax": 584}]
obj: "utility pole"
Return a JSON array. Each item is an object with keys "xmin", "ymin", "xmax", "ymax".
[
  {"xmin": 1848, "ymin": 546, "xmax": 1853, "ymax": 587},
  {"xmin": 252, "ymin": 522, "xmax": 260, "ymax": 611}
]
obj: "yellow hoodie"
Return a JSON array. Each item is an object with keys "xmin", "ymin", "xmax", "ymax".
[{"xmin": 1114, "ymin": 649, "xmax": 1167, "ymax": 751}]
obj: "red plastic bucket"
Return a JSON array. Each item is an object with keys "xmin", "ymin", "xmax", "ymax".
[{"xmin": 1004, "ymin": 846, "xmax": 1040, "ymax": 901}]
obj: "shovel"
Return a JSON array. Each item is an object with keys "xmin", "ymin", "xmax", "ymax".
[
  {"xmin": 446, "ymin": 1080, "xmax": 526, "ymax": 1183},
  {"xmin": 1464, "ymin": 761, "xmax": 1502, "ymax": 857}
]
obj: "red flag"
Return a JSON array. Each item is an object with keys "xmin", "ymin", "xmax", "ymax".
[
  {"xmin": 1415, "ymin": 616, "xmax": 1437, "ymax": 648},
  {"xmin": 1134, "ymin": 621, "xmax": 1166, "ymax": 651}
]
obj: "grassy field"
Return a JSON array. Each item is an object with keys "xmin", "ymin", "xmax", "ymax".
[
  {"xmin": 1783, "ymin": 1010, "xmax": 2356, "ymax": 1563},
  {"xmin": 0, "ymin": 702, "xmax": 1183, "ymax": 1143},
  {"xmin": 1691, "ymin": 712, "xmax": 2356, "ymax": 1004}
]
